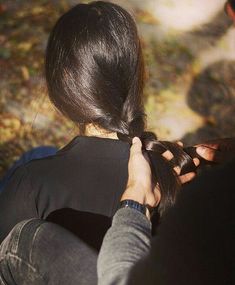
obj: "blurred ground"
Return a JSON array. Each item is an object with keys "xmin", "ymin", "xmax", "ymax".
[{"xmin": 0, "ymin": 0, "xmax": 235, "ymax": 177}]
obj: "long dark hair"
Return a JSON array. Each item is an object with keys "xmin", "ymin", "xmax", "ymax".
[{"xmin": 45, "ymin": 1, "xmax": 196, "ymax": 215}]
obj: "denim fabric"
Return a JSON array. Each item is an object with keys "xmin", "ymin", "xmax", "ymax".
[{"xmin": 0, "ymin": 219, "xmax": 97, "ymax": 285}]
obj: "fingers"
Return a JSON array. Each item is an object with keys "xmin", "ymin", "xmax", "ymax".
[
  {"xmin": 162, "ymin": 150, "xmax": 195, "ymax": 180},
  {"xmin": 176, "ymin": 141, "xmax": 183, "ymax": 147},
  {"xmin": 163, "ymin": 150, "xmax": 200, "ymax": 176},
  {"xmin": 128, "ymin": 136, "xmax": 152, "ymax": 188},
  {"xmin": 173, "ymin": 166, "xmax": 181, "ymax": 175},
  {"xmin": 196, "ymin": 145, "xmax": 234, "ymax": 163},
  {"xmin": 162, "ymin": 150, "xmax": 173, "ymax": 160},
  {"xmin": 195, "ymin": 143, "xmax": 219, "ymax": 150},
  {"xmin": 138, "ymin": 138, "xmax": 200, "ymax": 185},
  {"xmin": 193, "ymin": 157, "xmax": 200, "ymax": 167},
  {"xmin": 196, "ymin": 146, "xmax": 216, "ymax": 162},
  {"xmin": 179, "ymin": 172, "xmax": 196, "ymax": 184}
]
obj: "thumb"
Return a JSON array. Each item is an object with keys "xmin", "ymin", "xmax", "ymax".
[{"xmin": 130, "ymin": 137, "xmax": 142, "ymax": 155}]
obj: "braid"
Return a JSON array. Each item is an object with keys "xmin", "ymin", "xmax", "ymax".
[
  {"xmin": 116, "ymin": 112, "xmax": 197, "ymax": 216},
  {"xmin": 143, "ymin": 136, "xmax": 197, "ymax": 215}
]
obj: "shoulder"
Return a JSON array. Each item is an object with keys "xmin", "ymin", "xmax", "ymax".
[{"xmin": 0, "ymin": 164, "xmax": 35, "ymax": 201}]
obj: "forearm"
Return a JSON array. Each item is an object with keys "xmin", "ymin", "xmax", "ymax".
[{"xmin": 97, "ymin": 207, "xmax": 151, "ymax": 285}]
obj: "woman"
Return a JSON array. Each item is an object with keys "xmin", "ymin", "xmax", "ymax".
[{"xmin": 0, "ymin": 1, "xmax": 209, "ymax": 249}]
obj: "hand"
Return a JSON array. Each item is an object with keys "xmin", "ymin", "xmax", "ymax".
[
  {"xmin": 163, "ymin": 141, "xmax": 200, "ymax": 184},
  {"xmin": 121, "ymin": 137, "xmax": 161, "ymax": 209},
  {"xmin": 195, "ymin": 138, "xmax": 235, "ymax": 163}
]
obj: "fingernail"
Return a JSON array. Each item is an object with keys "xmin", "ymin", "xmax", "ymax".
[
  {"xmin": 196, "ymin": 146, "xmax": 206, "ymax": 156},
  {"xmin": 132, "ymin": 137, "xmax": 140, "ymax": 144}
]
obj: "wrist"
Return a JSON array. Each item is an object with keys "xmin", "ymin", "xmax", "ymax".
[
  {"xmin": 119, "ymin": 199, "xmax": 151, "ymax": 220},
  {"xmin": 121, "ymin": 187, "xmax": 146, "ymax": 205}
]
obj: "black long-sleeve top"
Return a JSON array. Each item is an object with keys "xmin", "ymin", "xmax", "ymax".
[{"xmin": 0, "ymin": 136, "xmax": 130, "ymax": 250}]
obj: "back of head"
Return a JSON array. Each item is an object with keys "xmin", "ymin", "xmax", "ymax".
[
  {"xmin": 45, "ymin": 1, "xmax": 198, "ymax": 216},
  {"xmin": 45, "ymin": 1, "xmax": 145, "ymax": 135}
]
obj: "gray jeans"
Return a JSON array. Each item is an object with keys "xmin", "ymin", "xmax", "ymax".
[{"xmin": 0, "ymin": 219, "xmax": 97, "ymax": 285}]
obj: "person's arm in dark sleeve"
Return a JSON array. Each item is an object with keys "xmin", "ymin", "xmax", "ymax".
[
  {"xmin": 0, "ymin": 165, "xmax": 38, "ymax": 243},
  {"xmin": 97, "ymin": 207, "xmax": 151, "ymax": 285}
]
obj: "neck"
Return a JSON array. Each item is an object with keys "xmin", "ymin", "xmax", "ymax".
[{"xmin": 83, "ymin": 124, "xmax": 118, "ymax": 140}]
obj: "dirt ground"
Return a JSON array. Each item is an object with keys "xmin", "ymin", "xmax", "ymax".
[{"xmin": 1, "ymin": 0, "xmax": 235, "ymax": 178}]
